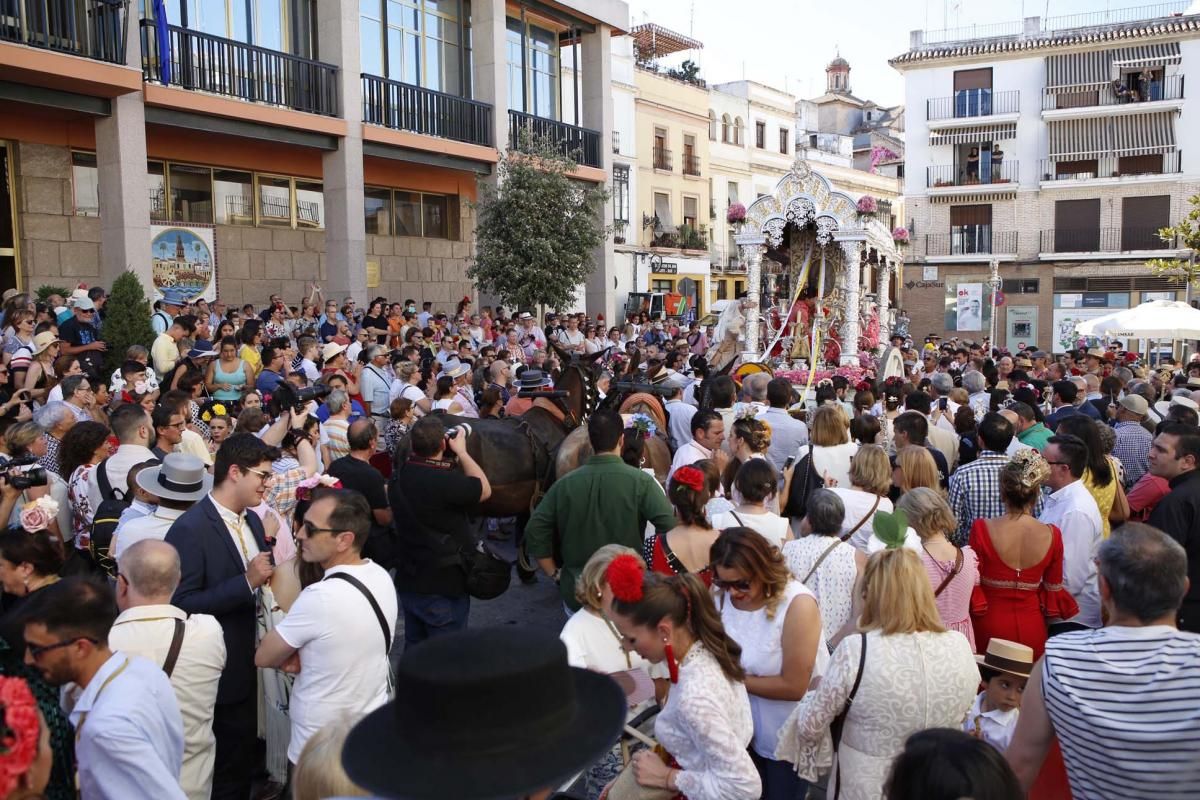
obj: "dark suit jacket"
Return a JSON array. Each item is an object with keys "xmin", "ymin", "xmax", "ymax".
[{"xmin": 165, "ymin": 496, "xmax": 266, "ymax": 704}]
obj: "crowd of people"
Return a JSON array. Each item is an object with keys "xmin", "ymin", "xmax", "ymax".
[{"xmin": 0, "ymin": 284, "xmax": 1194, "ymax": 800}]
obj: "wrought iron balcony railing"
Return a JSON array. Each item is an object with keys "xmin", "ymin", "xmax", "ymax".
[
  {"xmin": 1, "ymin": 0, "xmax": 128, "ymax": 63},
  {"xmin": 362, "ymin": 74, "xmax": 492, "ymax": 147},
  {"xmin": 508, "ymin": 110, "xmax": 602, "ymax": 168}
]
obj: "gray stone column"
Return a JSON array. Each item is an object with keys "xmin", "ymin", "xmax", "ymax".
[
  {"xmin": 319, "ymin": 1, "xmax": 367, "ymax": 303},
  {"xmin": 737, "ymin": 231, "xmax": 766, "ymax": 359},
  {"xmin": 95, "ymin": 6, "xmax": 150, "ymax": 289},
  {"xmin": 839, "ymin": 239, "xmax": 864, "ymax": 365},
  {"xmin": 582, "ymin": 24, "xmax": 616, "ymax": 321},
  {"xmin": 470, "ymin": 0, "xmax": 509, "ymax": 312},
  {"xmin": 877, "ymin": 258, "xmax": 892, "ymax": 341}
]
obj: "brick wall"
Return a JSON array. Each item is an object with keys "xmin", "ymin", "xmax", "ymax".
[{"xmin": 16, "ymin": 142, "xmax": 101, "ymax": 288}]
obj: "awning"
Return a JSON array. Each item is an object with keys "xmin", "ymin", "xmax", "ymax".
[
  {"xmin": 1048, "ymin": 118, "xmax": 1111, "ymax": 160},
  {"xmin": 1112, "ymin": 111, "xmax": 1176, "ymax": 156},
  {"xmin": 654, "ymin": 193, "xmax": 677, "ymax": 233},
  {"xmin": 1046, "ymin": 42, "xmax": 1181, "ymax": 89},
  {"xmin": 929, "ymin": 123, "xmax": 1017, "ymax": 147}
]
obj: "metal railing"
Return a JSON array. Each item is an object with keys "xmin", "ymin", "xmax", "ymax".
[
  {"xmin": 927, "ymin": 160, "xmax": 1019, "ymax": 188},
  {"xmin": 507, "ymin": 110, "xmax": 602, "ymax": 168},
  {"xmin": 650, "ymin": 228, "xmax": 708, "ymax": 250},
  {"xmin": 1040, "ymin": 227, "xmax": 1179, "ymax": 253},
  {"xmin": 1044, "ymin": 1, "xmax": 1190, "ymax": 31},
  {"xmin": 652, "ymin": 146, "xmax": 673, "ymax": 171},
  {"xmin": 361, "ymin": 74, "xmax": 492, "ymax": 147},
  {"xmin": 1038, "ymin": 152, "xmax": 1181, "ymax": 181},
  {"xmin": 1042, "ymin": 74, "xmax": 1185, "ymax": 109},
  {"xmin": 140, "ymin": 19, "xmax": 338, "ymax": 116},
  {"xmin": 682, "ymin": 153, "xmax": 701, "ymax": 176},
  {"xmin": 927, "ymin": 89, "xmax": 1020, "ymax": 120},
  {"xmin": 925, "ymin": 229, "xmax": 1019, "ymax": 256},
  {"xmin": 0, "ymin": 0, "xmax": 127, "ymax": 63}
]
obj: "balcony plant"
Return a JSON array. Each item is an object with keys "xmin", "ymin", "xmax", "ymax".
[
  {"xmin": 856, "ymin": 196, "xmax": 878, "ymax": 218},
  {"xmin": 727, "ymin": 202, "xmax": 747, "ymax": 226},
  {"xmin": 892, "ymin": 227, "xmax": 911, "ymax": 247}
]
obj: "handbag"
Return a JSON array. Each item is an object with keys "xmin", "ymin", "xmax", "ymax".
[
  {"xmin": 1109, "ymin": 462, "xmax": 1130, "ymax": 526},
  {"xmin": 462, "ymin": 540, "xmax": 512, "ymax": 600},
  {"xmin": 604, "ymin": 726, "xmax": 676, "ymax": 800},
  {"xmin": 784, "ymin": 450, "xmax": 824, "ymax": 520},
  {"xmin": 828, "ymin": 632, "xmax": 867, "ymax": 800}
]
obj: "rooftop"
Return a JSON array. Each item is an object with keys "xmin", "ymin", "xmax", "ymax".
[{"xmin": 630, "ymin": 23, "xmax": 703, "ymax": 62}]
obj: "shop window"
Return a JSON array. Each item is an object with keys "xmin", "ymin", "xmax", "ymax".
[
  {"xmin": 392, "ymin": 191, "xmax": 459, "ymax": 239},
  {"xmin": 214, "ymin": 170, "xmax": 254, "ymax": 225},
  {"xmin": 364, "ymin": 187, "xmax": 392, "ymax": 235},
  {"xmin": 652, "ymin": 279, "xmax": 674, "ymax": 293},
  {"xmin": 295, "ymin": 180, "xmax": 324, "ymax": 229},
  {"xmin": 169, "ymin": 163, "xmax": 213, "ymax": 224},
  {"xmin": 258, "ymin": 175, "xmax": 293, "ymax": 227},
  {"xmin": 71, "ymin": 152, "xmax": 99, "ymax": 217},
  {"xmin": 148, "ymin": 162, "xmax": 167, "ymax": 221}
]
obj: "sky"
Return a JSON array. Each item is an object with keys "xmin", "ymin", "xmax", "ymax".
[{"xmin": 625, "ymin": 0, "xmax": 1181, "ymax": 106}]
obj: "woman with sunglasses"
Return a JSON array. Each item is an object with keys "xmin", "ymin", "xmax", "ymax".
[{"xmin": 711, "ymin": 527, "xmax": 826, "ymax": 800}]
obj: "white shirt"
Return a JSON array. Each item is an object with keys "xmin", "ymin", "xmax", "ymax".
[
  {"xmin": 1039, "ymin": 479, "xmax": 1103, "ymax": 627},
  {"xmin": 360, "ymin": 363, "xmax": 392, "ymax": 416},
  {"xmin": 669, "ymin": 439, "xmax": 712, "ymax": 482},
  {"xmin": 346, "ymin": 340, "xmax": 364, "ymax": 364},
  {"xmin": 963, "ymin": 690, "xmax": 1019, "ymax": 753},
  {"xmin": 209, "ymin": 493, "xmax": 260, "ymax": 570},
  {"xmin": 70, "ymin": 651, "xmax": 186, "ymax": 800},
  {"xmin": 300, "ymin": 357, "xmax": 320, "ymax": 382},
  {"xmin": 829, "ymin": 488, "xmax": 894, "ymax": 552},
  {"xmin": 710, "ymin": 509, "xmax": 790, "ymax": 549},
  {"xmin": 1005, "ymin": 438, "xmax": 1034, "ymax": 457},
  {"xmin": 86, "ymin": 444, "xmax": 157, "ymax": 524},
  {"xmin": 274, "ymin": 560, "xmax": 397, "ymax": 762},
  {"xmin": 113, "ymin": 506, "xmax": 187, "ymax": 562},
  {"xmin": 108, "ymin": 606, "xmax": 226, "ymax": 800}
]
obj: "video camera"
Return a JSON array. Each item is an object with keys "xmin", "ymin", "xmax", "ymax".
[
  {"xmin": 272, "ymin": 382, "xmax": 332, "ymax": 415},
  {"xmin": 0, "ymin": 455, "xmax": 48, "ymax": 490}
]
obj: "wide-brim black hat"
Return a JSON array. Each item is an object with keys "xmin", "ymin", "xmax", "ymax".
[{"xmin": 342, "ymin": 628, "xmax": 625, "ymax": 799}]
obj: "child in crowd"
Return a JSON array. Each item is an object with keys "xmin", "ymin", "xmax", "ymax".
[{"xmin": 965, "ymin": 638, "xmax": 1032, "ymax": 752}]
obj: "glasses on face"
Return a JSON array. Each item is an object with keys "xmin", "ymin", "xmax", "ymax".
[
  {"xmin": 27, "ymin": 637, "xmax": 98, "ymax": 659},
  {"xmin": 713, "ymin": 577, "xmax": 752, "ymax": 592},
  {"xmin": 165, "ymin": 420, "xmax": 187, "ymax": 430},
  {"xmin": 298, "ymin": 520, "xmax": 342, "ymax": 538},
  {"xmin": 243, "ymin": 466, "xmax": 272, "ymax": 482}
]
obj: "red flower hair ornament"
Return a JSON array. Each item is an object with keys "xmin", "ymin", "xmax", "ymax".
[
  {"xmin": 0, "ymin": 677, "xmax": 39, "ymax": 798},
  {"xmin": 672, "ymin": 466, "xmax": 705, "ymax": 493},
  {"xmin": 606, "ymin": 554, "xmax": 645, "ymax": 604}
]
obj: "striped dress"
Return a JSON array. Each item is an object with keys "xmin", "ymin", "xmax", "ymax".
[{"xmin": 1042, "ymin": 625, "xmax": 1200, "ymax": 799}]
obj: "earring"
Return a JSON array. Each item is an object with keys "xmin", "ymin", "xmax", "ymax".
[{"xmin": 663, "ymin": 637, "xmax": 679, "ymax": 684}]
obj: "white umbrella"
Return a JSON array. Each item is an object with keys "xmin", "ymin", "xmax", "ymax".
[{"xmin": 1073, "ymin": 300, "xmax": 1200, "ymax": 339}]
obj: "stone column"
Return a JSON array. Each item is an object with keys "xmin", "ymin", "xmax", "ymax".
[
  {"xmin": 839, "ymin": 239, "xmax": 864, "ymax": 365},
  {"xmin": 736, "ymin": 231, "xmax": 766, "ymax": 359},
  {"xmin": 95, "ymin": 7, "xmax": 150, "ymax": 288},
  {"xmin": 877, "ymin": 258, "xmax": 892, "ymax": 341},
  {"xmin": 582, "ymin": 24, "xmax": 616, "ymax": 321},
  {"xmin": 470, "ymin": 0, "xmax": 510, "ymax": 312},
  {"xmin": 318, "ymin": 1, "xmax": 366, "ymax": 303}
]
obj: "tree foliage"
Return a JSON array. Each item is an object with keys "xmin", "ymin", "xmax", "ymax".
[
  {"xmin": 100, "ymin": 271, "xmax": 156, "ymax": 375},
  {"xmin": 469, "ymin": 132, "xmax": 610, "ymax": 312},
  {"xmin": 1146, "ymin": 193, "xmax": 1200, "ymax": 294},
  {"xmin": 35, "ymin": 285, "xmax": 70, "ymax": 302}
]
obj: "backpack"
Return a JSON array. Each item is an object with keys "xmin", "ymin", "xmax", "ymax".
[{"xmin": 89, "ymin": 458, "xmax": 129, "ymax": 578}]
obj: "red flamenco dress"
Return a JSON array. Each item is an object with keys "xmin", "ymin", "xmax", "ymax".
[
  {"xmin": 969, "ymin": 518, "xmax": 1078, "ymax": 800},
  {"xmin": 643, "ymin": 534, "xmax": 713, "ymax": 588}
]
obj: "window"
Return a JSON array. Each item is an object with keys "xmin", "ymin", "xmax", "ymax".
[
  {"xmin": 163, "ymin": 0, "xmax": 317, "ymax": 58},
  {"xmin": 392, "ymin": 190, "xmax": 460, "ymax": 239},
  {"xmin": 71, "ymin": 152, "xmax": 99, "ymax": 216},
  {"xmin": 755, "ymin": 121, "xmax": 766, "ymax": 149},
  {"xmin": 364, "ymin": 187, "xmax": 391, "ymax": 235},
  {"xmin": 214, "ymin": 170, "xmax": 254, "ymax": 225},
  {"xmin": 1001, "ymin": 278, "xmax": 1040, "ymax": 294},
  {"xmin": 506, "ymin": 17, "xmax": 558, "ymax": 118},
  {"xmin": 721, "ymin": 114, "xmax": 730, "ymax": 143},
  {"xmin": 148, "ymin": 161, "xmax": 167, "ymax": 221},
  {"xmin": 727, "ymin": 182, "xmax": 739, "ymax": 206},
  {"xmin": 360, "ymin": 0, "xmax": 470, "ymax": 93},
  {"xmin": 1118, "ymin": 154, "xmax": 1165, "ymax": 176},
  {"xmin": 683, "ymin": 134, "xmax": 697, "ymax": 175},
  {"xmin": 953, "ymin": 68, "xmax": 992, "ymax": 117},
  {"xmin": 949, "ymin": 204, "xmax": 992, "ymax": 254},
  {"xmin": 612, "ymin": 165, "xmax": 630, "ymax": 236},
  {"xmin": 683, "ymin": 196, "xmax": 698, "ymax": 229},
  {"xmin": 652, "ymin": 279, "xmax": 675, "ymax": 293},
  {"xmin": 295, "ymin": 180, "xmax": 324, "ymax": 229},
  {"xmin": 257, "ymin": 176, "xmax": 292, "ymax": 227},
  {"xmin": 734, "ymin": 117, "xmax": 744, "ymax": 146},
  {"xmin": 394, "ymin": 191, "xmax": 422, "ymax": 236},
  {"xmin": 1122, "ymin": 195, "xmax": 1170, "ymax": 250},
  {"xmin": 423, "ymin": 193, "xmax": 449, "ymax": 239},
  {"xmin": 169, "ymin": 163, "xmax": 213, "ymax": 224},
  {"xmin": 779, "ymin": 128, "xmax": 789, "ymax": 154},
  {"xmin": 652, "ymin": 192, "xmax": 674, "ymax": 234},
  {"xmin": 653, "ymin": 128, "xmax": 669, "ymax": 170},
  {"xmin": 708, "ymin": 111, "xmax": 716, "ymax": 141},
  {"xmin": 1054, "ymin": 198, "xmax": 1101, "ymax": 252}
]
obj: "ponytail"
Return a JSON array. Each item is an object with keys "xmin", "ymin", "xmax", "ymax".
[{"xmin": 676, "ymin": 573, "xmax": 745, "ymax": 682}]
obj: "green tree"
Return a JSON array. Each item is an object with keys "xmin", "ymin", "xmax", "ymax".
[
  {"xmin": 1146, "ymin": 193, "xmax": 1200, "ymax": 301},
  {"xmin": 469, "ymin": 133, "xmax": 610, "ymax": 312},
  {"xmin": 100, "ymin": 271, "xmax": 156, "ymax": 375},
  {"xmin": 667, "ymin": 59, "xmax": 702, "ymax": 85}
]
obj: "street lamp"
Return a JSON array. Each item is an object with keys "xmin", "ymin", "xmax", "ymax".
[{"xmin": 987, "ymin": 258, "xmax": 1001, "ymax": 355}]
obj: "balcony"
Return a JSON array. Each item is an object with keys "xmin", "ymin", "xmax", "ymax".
[
  {"xmin": 927, "ymin": 160, "xmax": 1019, "ymax": 190},
  {"xmin": 927, "ymin": 89, "xmax": 1020, "ymax": 122},
  {"xmin": 1038, "ymin": 152, "xmax": 1181, "ymax": 185},
  {"xmin": 925, "ymin": 229, "xmax": 1019, "ymax": 260},
  {"xmin": 507, "ymin": 110, "xmax": 602, "ymax": 168},
  {"xmin": 652, "ymin": 146, "xmax": 673, "ymax": 171},
  {"xmin": 651, "ymin": 227, "xmax": 708, "ymax": 251},
  {"xmin": 1042, "ymin": 75, "xmax": 1185, "ymax": 115},
  {"xmin": 682, "ymin": 153, "xmax": 701, "ymax": 176},
  {"xmin": 0, "ymin": 0, "xmax": 128, "ymax": 64},
  {"xmin": 140, "ymin": 20, "xmax": 338, "ymax": 116},
  {"xmin": 1039, "ymin": 227, "xmax": 1180, "ymax": 257},
  {"xmin": 361, "ymin": 74, "xmax": 492, "ymax": 147}
]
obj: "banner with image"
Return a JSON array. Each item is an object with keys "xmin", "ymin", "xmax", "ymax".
[
  {"xmin": 1051, "ymin": 308, "xmax": 1114, "ymax": 353},
  {"xmin": 955, "ymin": 283, "xmax": 983, "ymax": 331},
  {"xmin": 150, "ymin": 223, "xmax": 217, "ymax": 303}
]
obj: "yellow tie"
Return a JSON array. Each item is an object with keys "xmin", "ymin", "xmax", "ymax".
[{"xmin": 229, "ymin": 514, "xmax": 251, "ymax": 563}]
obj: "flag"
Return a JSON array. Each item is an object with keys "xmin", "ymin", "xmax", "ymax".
[{"xmin": 153, "ymin": 0, "xmax": 171, "ymax": 85}]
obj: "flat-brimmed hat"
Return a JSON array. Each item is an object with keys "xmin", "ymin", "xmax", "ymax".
[
  {"xmin": 975, "ymin": 638, "xmax": 1034, "ymax": 679},
  {"xmin": 30, "ymin": 331, "xmax": 61, "ymax": 355},
  {"xmin": 135, "ymin": 453, "xmax": 212, "ymax": 502},
  {"xmin": 516, "ymin": 369, "xmax": 552, "ymax": 390},
  {"xmin": 342, "ymin": 628, "xmax": 624, "ymax": 800},
  {"xmin": 1118, "ymin": 394, "xmax": 1149, "ymax": 417},
  {"xmin": 1086, "ymin": 347, "xmax": 1105, "ymax": 359},
  {"xmin": 160, "ymin": 289, "xmax": 188, "ymax": 307},
  {"xmin": 518, "ymin": 312, "xmax": 534, "ymax": 321},
  {"xmin": 1155, "ymin": 395, "xmax": 1200, "ymax": 419},
  {"xmin": 321, "ymin": 342, "xmax": 347, "ymax": 362},
  {"xmin": 439, "ymin": 361, "xmax": 471, "ymax": 381},
  {"xmin": 1015, "ymin": 357, "xmax": 1033, "ymax": 368}
]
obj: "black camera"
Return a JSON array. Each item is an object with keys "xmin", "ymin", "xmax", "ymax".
[
  {"xmin": 0, "ymin": 456, "xmax": 48, "ymax": 490},
  {"xmin": 272, "ymin": 382, "xmax": 332, "ymax": 414}
]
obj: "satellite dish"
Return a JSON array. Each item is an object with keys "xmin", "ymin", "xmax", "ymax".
[{"xmin": 878, "ymin": 346, "xmax": 905, "ymax": 380}]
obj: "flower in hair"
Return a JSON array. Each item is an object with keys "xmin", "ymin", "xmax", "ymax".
[
  {"xmin": 0, "ymin": 677, "xmax": 40, "ymax": 797},
  {"xmin": 629, "ymin": 413, "xmax": 657, "ymax": 440},
  {"xmin": 1010, "ymin": 449, "xmax": 1050, "ymax": 489},
  {"xmin": 296, "ymin": 474, "xmax": 342, "ymax": 502},
  {"xmin": 817, "ymin": 378, "xmax": 833, "ymax": 389},
  {"xmin": 855, "ymin": 380, "xmax": 872, "ymax": 393},
  {"xmin": 672, "ymin": 466, "xmax": 705, "ymax": 493},
  {"xmin": 18, "ymin": 496, "xmax": 58, "ymax": 533},
  {"xmin": 606, "ymin": 554, "xmax": 645, "ymax": 603},
  {"xmin": 201, "ymin": 403, "xmax": 227, "ymax": 423}
]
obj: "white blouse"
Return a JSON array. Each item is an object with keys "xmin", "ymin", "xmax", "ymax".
[
  {"xmin": 710, "ymin": 509, "xmax": 790, "ymax": 549},
  {"xmin": 797, "ymin": 442, "xmax": 859, "ymax": 491},
  {"xmin": 782, "ymin": 536, "xmax": 859, "ymax": 644},
  {"xmin": 653, "ymin": 643, "xmax": 761, "ymax": 800}
]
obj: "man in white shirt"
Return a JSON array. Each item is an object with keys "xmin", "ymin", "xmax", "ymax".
[
  {"xmin": 998, "ymin": 410, "xmax": 1036, "ymax": 456},
  {"xmin": 256, "ymin": 490, "xmax": 397, "ymax": 768},
  {"xmin": 22, "ymin": 578, "xmax": 186, "ymax": 800},
  {"xmin": 1039, "ymin": 434, "xmax": 1103, "ymax": 630},
  {"xmin": 87, "ymin": 404, "xmax": 158, "ymax": 526},
  {"xmin": 662, "ymin": 376, "xmax": 696, "ymax": 452},
  {"xmin": 555, "ymin": 315, "xmax": 586, "ymax": 354},
  {"xmin": 109, "ymin": 540, "xmax": 226, "ymax": 800},
  {"xmin": 113, "ymin": 454, "xmax": 212, "ymax": 563},
  {"xmin": 963, "ymin": 370, "xmax": 990, "ymax": 420},
  {"xmin": 669, "ymin": 409, "xmax": 726, "ymax": 481},
  {"xmin": 359, "ymin": 345, "xmax": 393, "ymax": 422}
]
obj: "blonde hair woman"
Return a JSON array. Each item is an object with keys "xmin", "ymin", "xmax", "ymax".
[
  {"xmin": 827, "ymin": 444, "xmax": 895, "ymax": 551},
  {"xmin": 777, "ymin": 529, "xmax": 979, "ymax": 797},
  {"xmin": 22, "ymin": 333, "xmax": 60, "ymax": 405},
  {"xmin": 292, "ymin": 717, "xmax": 369, "ymax": 800},
  {"xmin": 394, "ymin": 361, "xmax": 430, "ymax": 416},
  {"xmin": 893, "ymin": 445, "xmax": 942, "ymax": 496},
  {"xmin": 784, "ymin": 406, "xmax": 859, "ymax": 519},
  {"xmin": 896, "ymin": 487, "xmax": 981, "ymax": 651}
]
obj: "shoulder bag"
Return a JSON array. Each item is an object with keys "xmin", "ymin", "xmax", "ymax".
[
  {"xmin": 932, "ymin": 547, "xmax": 965, "ymax": 598},
  {"xmin": 828, "ymin": 632, "xmax": 867, "ymax": 800},
  {"xmin": 1108, "ymin": 458, "xmax": 1130, "ymax": 526},
  {"xmin": 325, "ymin": 571, "xmax": 395, "ymax": 695},
  {"xmin": 783, "ymin": 450, "xmax": 823, "ymax": 520},
  {"xmin": 162, "ymin": 618, "xmax": 186, "ymax": 678}
]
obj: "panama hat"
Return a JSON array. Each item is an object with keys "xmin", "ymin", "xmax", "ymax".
[
  {"xmin": 321, "ymin": 342, "xmax": 347, "ymax": 362},
  {"xmin": 975, "ymin": 638, "xmax": 1034, "ymax": 679},
  {"xmin": 1155, "ymin": 394, "xmax": 1200, "ymax": 419},
  {"xmin": 516, "ymin": 369, "xmax": 552, "ymax": 390},
  {"xmin": 30, "ymin": 331, "xmax": 61, "ymax": 355},
  {"xmin": 1118, "ymin": 394, "xmax": 1148, "ymax": 417},
  {"xmin": 342, "ymin": 628, "xmax": 624, "ymax": 800},
  {"xmin": 439, "ymin": 361, "xmax": 471, "ymax": 381},
  {"xmin": 160, "ymin": 289, "xmax": 189, "ymax": 307},
  {"xmin": 135, "ymin": 453, "xmax": 212, "ymax": 503}
]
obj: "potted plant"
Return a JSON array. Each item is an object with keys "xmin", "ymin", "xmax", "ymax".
[
  {"xmin": 856, "ymin": 196, "xmax": 878, "ymax": 218},
  {"xmin": 727, "ymin": 202, "xmax": 747, "ymax": 226},
  {"xmin": 892, "ymin": 226, "xmax": 911, "ymax": 247}
]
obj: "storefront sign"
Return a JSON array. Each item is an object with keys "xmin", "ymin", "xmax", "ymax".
[
  {"xmin": 150, "ymin": 224, "xmax": 217, "ymax": 303},
  {"xmin": 1082, "ymin": 292, "xmax": 1108, "ymax": 308},
  {"xmin": 656, "ymin": 262, "xmax": 679, "ymax": 275},
  {"xmin": 905, "ymin": 280, "xmax": 945, "ymax": 289}
]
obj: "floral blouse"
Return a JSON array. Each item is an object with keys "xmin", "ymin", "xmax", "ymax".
[{"xmin": 68, "ymin": 464, "xmax": 96, "ymax": 549}]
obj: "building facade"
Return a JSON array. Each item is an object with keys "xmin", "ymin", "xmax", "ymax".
[
  {"xmin": 0, "ymin": 0, "xmax": 624, "ymax": 316},
  {"xmin": 893, "ymin": 3, "xmax": 1197, "ymax": 352}
]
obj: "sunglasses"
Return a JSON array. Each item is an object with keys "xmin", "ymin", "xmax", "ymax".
[{"xmin": 713, "ymin": 577, "xmax": 752, "ymax": 592}]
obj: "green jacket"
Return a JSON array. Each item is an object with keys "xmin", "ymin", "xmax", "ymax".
[
  {"xmin": 525, "ymin": 454, "xmax": 677, "ymax": 610},
  {"xmin": 1017, "ymin": 422, "xmax": 1052, "ymax": 452}
]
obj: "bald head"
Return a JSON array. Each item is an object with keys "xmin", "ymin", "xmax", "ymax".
[
  {"xmin": 120, "ymin": 540, "xmax": 182, "ymax": 603},
  {"xmin": 347, "ymin": 417, "xmax": 377, "ymax": 451},
  {"xmin": 999, "ymin": 409, "xmax": 1020, "ymax": 430}
]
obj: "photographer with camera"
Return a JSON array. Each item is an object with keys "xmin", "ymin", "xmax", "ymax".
[
  {"xmin": 390, "ymin": 415, "xmax": 491, "ymax": 647},
  {"xmin": 1, "ymin": 421, "xmax": 62, "ymax": 542}
]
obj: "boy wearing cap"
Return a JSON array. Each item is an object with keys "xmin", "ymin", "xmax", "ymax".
[{"xmin": 965, "ymin": 638, "xmax": 1031, "ymax": 752}]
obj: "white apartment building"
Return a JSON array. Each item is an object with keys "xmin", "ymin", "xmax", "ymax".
[{"xmin": 893, "ymin": 3, "xmax": 1198, "ymax": 352}]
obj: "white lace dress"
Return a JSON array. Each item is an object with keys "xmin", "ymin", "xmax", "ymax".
[
  {"xmin": 776, "ymin": 629, "xmax": 979, "ymax": 799},
  {"xmin": 653, "ymin": 643, "xmax": 761, "ymax": 800},
  {"xmin": 782, "ymin": 537, "xmax": 858, "ymax": 645}
]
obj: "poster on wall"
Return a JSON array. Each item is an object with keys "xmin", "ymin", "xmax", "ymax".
[
  {"xmin": 150, "ymin": 224, "xmax": 217, "ymax": 303},
  {"xmin": 956, "ymin": 283, "xmax": 983, "ymax": 331},
  {"xmin": 1051, "ymin": 308, "xmax": 1115, "ymax": 353}
]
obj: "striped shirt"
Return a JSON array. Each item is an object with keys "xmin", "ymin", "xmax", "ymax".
[{"xmin": 1043, "ymin": 625, "xmax": 1200, "ymax": 799}]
